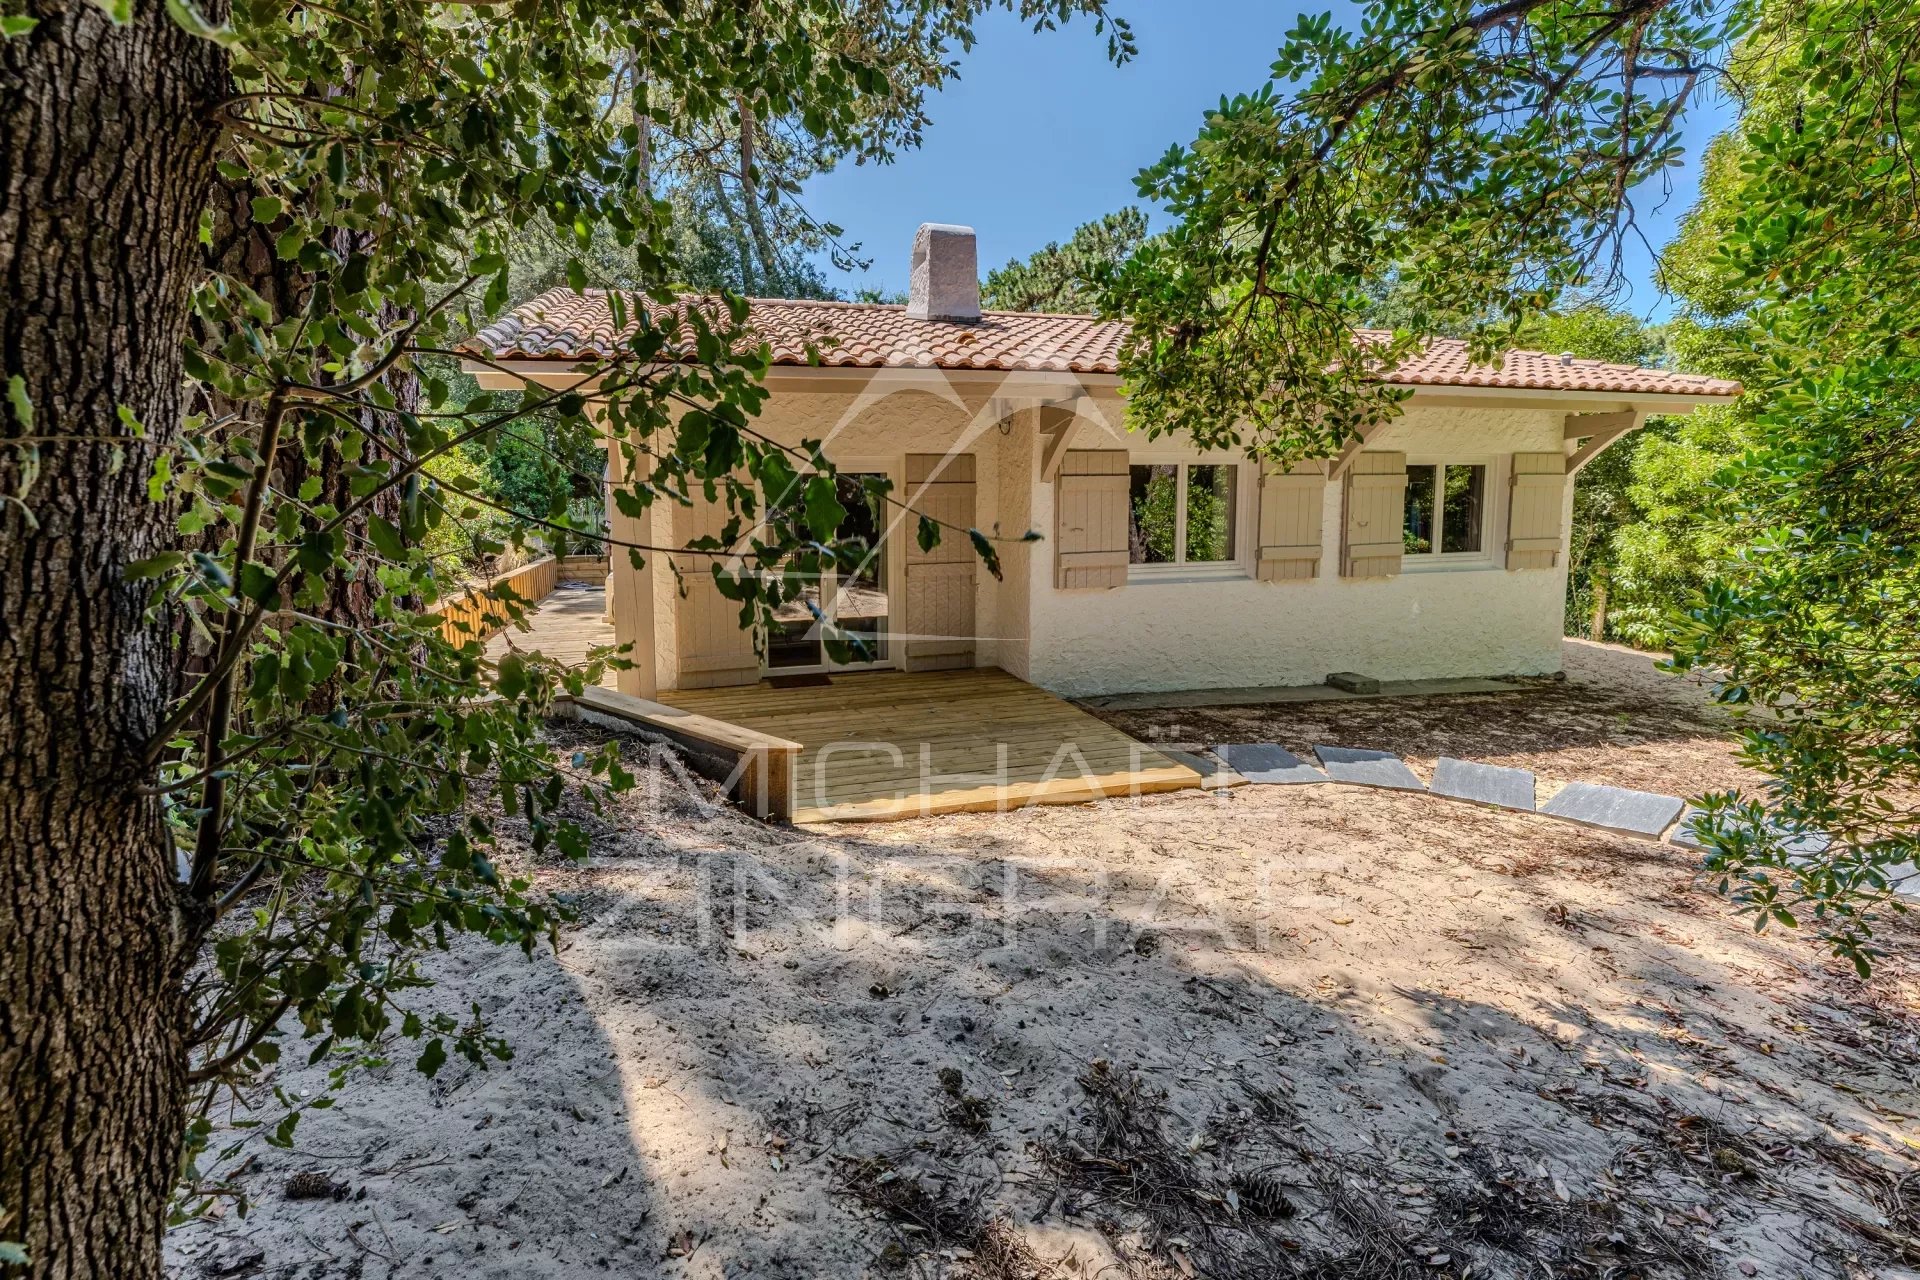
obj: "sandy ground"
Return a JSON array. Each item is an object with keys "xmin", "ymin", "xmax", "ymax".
[
  {"xmin": 1092, "ymin": 640, "xmax": 1755, "ymax": 802},
  {"xmin": 165, "ymin": 649, "xmax": 1920, "ymax": 1280}
]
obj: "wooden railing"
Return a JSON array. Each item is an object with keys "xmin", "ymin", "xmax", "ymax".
[{"xmin": 432, "ymin": 555, "xmax": 558, "ymax": 644}]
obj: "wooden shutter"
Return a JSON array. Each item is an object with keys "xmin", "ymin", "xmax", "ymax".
[
  {"xmin": 1341, "ymin": 451, "xmax": 1407, "ymax": 578},
  {"xmin": 671, "ymin": 485, "xmax": 759, "ymax": 689},
  {"xmin": 1055, "ymin": 449, "xmax": 1129, "ymax": 589},
  {"xmin": 903, "ymin": 453, "xmax": 976, "ymax": 671},
  {"xmin": 1257, "ymin": 460, "xmax": 1326, "ymax": 582},
  {"xmin": 1506, "ymin": 451, "xmax": 1567, "ymax": 570}
]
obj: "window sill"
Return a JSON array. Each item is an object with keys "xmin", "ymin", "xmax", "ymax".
[
  {"xmin": 1126, "ymin": 563, "xmax": 1253, "ymax": 586},
  {"xmin": 1399, "ymin": 555, "xmax": 1498, "ymax": 574}
]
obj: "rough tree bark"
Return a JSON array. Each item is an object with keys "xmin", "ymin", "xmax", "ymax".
[{"xmin": 0, "ymin": 4, "xmax": 226, "ymax": 1275}]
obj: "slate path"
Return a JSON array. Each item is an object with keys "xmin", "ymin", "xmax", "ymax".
[
  {"xmin": 1161, "ymin": 748, "xmax": 1244, "ymax": 790},
  {"xmin": 1195, "ymin": 744, "xmax": 1920, "ymax": 901},
  {"xmin": 1313, "ymin": 746, "xmax": 1426, "ymax": 791},
  {"xmin": 1211, "ymin": 743, "xmax": 1328, "ymax": 785},
  {"xmin": 1541, "ymin": 782, "xmax": 1685, "ymax": 839},
  {"xmin": 1668, "ymin": 807, "xmax": 1711, "ymax": 851},
  {"xmin": 1671, "ymin": 807, "xmax": 1832, "ymax": 857},
  {"xmin": 1431, "ymin": 758, "xmax": 1535, "ymax": 811}
]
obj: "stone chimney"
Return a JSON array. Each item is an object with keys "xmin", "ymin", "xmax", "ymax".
[{"xmin": 905, "ymin": 223, "xmax": 980, "ymax": 323}]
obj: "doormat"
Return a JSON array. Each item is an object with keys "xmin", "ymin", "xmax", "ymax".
[{"xmin": 767, "ymin": 672, "xmax": 832, "ymax": 689}]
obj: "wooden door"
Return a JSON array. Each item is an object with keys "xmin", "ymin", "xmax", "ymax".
[{"xmin": 903, "ymin": 453, "xmax": 976, "ymax": 671}]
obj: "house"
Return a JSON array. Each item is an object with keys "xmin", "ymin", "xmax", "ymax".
[{"xmin": 462, "ymin": 224, "xmax": 1739, "ymax": 702}]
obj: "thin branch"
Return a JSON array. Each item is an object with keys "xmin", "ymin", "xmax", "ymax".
[{"xmin": 189, "ymin": 388, "xmax": 291, "ymax": 902}]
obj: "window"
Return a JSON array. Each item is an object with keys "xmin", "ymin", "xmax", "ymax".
[
  {"xmin": 1403, "ymin": 463, "xmax": 1486, "ymax": 558},
  {"xmin": 1128, "ymin": 463, "xmax": 1239, "ymax": 568}
]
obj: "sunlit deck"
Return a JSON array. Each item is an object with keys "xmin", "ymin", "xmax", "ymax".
[
  {"xmin": 500, "ymin": 587, "xmax": 1204, "ymax": 822},
  {"xmin": 661, "ymin": 668, "xmax": 1203, "ymax": 823},
  {"xmin": 484, "ymin": 583, "xmax": 620, "ymax": 682}
]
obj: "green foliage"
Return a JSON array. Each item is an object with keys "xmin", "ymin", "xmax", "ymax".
[
  {"xmin": 1511, "ymin": 304, "xmax": 1669, "ymax": 641},
  {"xmin": 119, "ymin": 0, "xmax": 1132, "ymax": 1216},
  {"xmin": 1662, "ymin": 2, "xmax": 1920, "ymax": 971},
  {"xmin": 1128, "ymin": 467, "xmax": 1176, "ymax": 562},
  {"xmin": 1515, "ymin": 306, "xmax": 1663, "ymax": 369},
  {"xmin": 462, "ymin": 401, "xmax": 604, "ymax": 551},
  {"xmin": 982, "ymin": 207, "xmax": 1148, "ymax": 313},
  {"xmin": 1597, "ymin": 125, "xmax": 1777, "ymax": 646},
  {"xmin": 1124, "ymin": 0, "xmax": 1920, "ymax": 967},
  {"xmin": 1102, "ymin": 0, "xmax": 1718, "ymax": 459},
  {"xmin": 1184, "ymin": 468, "xmax": 1233, "ymax": 561}
]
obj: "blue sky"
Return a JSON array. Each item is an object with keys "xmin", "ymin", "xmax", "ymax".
[{"xmin": 802, "ymin": 2, "xmax": 1737, "ymax": 321}]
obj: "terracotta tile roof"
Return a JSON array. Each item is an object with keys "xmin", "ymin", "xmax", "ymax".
[{"xmin": 464, "ymin": 289, "xmax": 1740, "ymax": 399}]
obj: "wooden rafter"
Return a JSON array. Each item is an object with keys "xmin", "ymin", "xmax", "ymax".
[
  {"xmin": 1563, "ymin": 410, "xmax": 1643, "ymax": 475},
  {"xmin": 1038, "ymin": 402, "xmax": 1084, "ymax": 482},
  {"xmin": 1327, "ymin": 420, "xmax": 1390, "ymax": 479}
]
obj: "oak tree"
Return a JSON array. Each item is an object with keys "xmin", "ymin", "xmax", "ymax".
[{"xmin": 0, "ymin": 0, "xmax": 1127, "ymax": 1272}]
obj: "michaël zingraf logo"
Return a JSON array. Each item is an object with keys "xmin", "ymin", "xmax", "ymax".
[{"xmin": 611, "ymin": 742, "xmax": 1388, "ymax": 958}]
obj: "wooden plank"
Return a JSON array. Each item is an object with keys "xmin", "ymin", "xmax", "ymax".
[
  {"xmin": 1037, "ymin": 404, "xmax": 1082, "ymax": 483},
  {"xmin": 1507, "ymin": 451, "xmax": 1568, "ymax": 571},
  {"xmin": 605, "ymin": 439, "xmax": 656, "ymax": 697},
  {"xmin": 903, "ymin": 454, "xmax": 976, "ymax": 671},
  {"xmin": 1257, "ymin": 461, "xmax": 1325, "ymax": 582},
  {"xmin": 1341, "ymin": 452, "xmax": 1406, "ymax": 578},
  {"xmin": 795, "ymin": 767, "xmax": 1200, "ymax": 824},
  {"xmin": 1565, "ymin": 411, "xmax": 1644, "ymax": 475},
  {"xmin": 495, "ymin": 634, "xmax": 1209, "ymax": 827},
  {"xmin": 435, "ymin": 555, "xmax": 560, "ymax": 643},
  {"xmin": 671, "ymin": 483, "xmax": 758, "ymax": 688},
  {"xmin": 564, "ymin": 685, "xmax": 801, "ymax": 821},
  {"xmin": 1055, "ymin": 449, "xmax": 1130, "ymax": 589},
  {"xmin": 800, "ymin": 746, "xmax": 1192, "ymax": 785},
  {"xmin": 658, "ymin": 667, "xmax": 1204, "ymax": 824},
  {"xmin": 905, "ymin": 452, "xmax": 976, "ymax": 485}
]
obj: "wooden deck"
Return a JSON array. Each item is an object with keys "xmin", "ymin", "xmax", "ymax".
[
  {"xmin": 484, "ymin": 583, "xmax": 620, "ymax": 682},
  {"xmin": 498, "ymin": 587, "xmax": 1204, "ymax": 822},
  {"xmin": 658, "ymin": 668, "xmax": 1205, "ymax": 823}
]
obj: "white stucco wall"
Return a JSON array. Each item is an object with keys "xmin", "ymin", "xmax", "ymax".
[
  {"xmin": 680, "ymin": 378, "xmax": 1021, "ymax": 682},
  {"xmin": 993, "ymin": 408, "xmax": 1038, "ymax": 680},
  {"xmin": 651, "ymin": 376, "xmax": 1574, "ymax": 697},
  {"xmin": 1022, "ymin": 399, "xmax": 1571, "ymax": 697}
]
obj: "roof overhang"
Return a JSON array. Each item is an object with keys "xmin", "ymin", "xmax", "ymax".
[
  {"xmin": 460, "ymin": 355, "xmax": 1734, "ymax": 418},
  {"xmin": 1399, "ymin": 383, "xmax": 1729, "ymax": 415},
  {"xmin": 459, "ymin": 356, "xmax": 1122, "ymax": 399}
]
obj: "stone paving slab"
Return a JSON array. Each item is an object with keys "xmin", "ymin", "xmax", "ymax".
[
  {"xmin": 1671, "ymin": 807, "xmax": 1832, "ymax": 858},
  {"xmin": 1541, "ymin": 782, "xmax": 1684, "ymax": 839},
  {"xmin": 1211, "ymin": 743, "xmax": 1328, "ymax": 785},
  {"xmin": 1669, "ymin": 807, "xmax": 1710, "ymax": 850},
  {"xmin": 1431, "ymin": 757, "xmax": 1535, "ymax": 811},
  {"xmin": 1313, "ymin": 746, "xmax": 1426, "ymax": 791},
  {"xmin": 1887, "ymin": 861, "xmax": 1920, "ymax": 900},
  {"xmin": 1665, "ymin": 809, "xmax": 1920, "ymax": 900},
  {"xmin": 1160, "ymin": 748, "xmax": 1245, "ymax": 790}
]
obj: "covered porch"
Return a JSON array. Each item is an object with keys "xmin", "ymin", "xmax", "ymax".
[{"xmin": 494, "ymin": 587, "xmax": 1204, "ymax": 823}]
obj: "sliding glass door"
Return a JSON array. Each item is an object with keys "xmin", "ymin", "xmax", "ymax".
[{"xmin": 765, "ymin": 471, "xmax": 892, "ymax": 673}]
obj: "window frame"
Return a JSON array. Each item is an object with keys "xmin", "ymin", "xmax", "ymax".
[
  {"xmin": 1400, "ymin": 456, "xmax": 1496, "ymax": 570},
  {"xmin": 1125, "ymin": 456, "xmax": 1253, "ymax": 583}
]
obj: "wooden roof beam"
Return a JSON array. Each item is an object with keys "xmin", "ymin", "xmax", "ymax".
[
  {"xmin": 1564, "ymin": 410, "xmax": 1645, "ymax": 475},
  {"xmin": 1038, "ymin": 401, "xmax": 1086, "ymax": 482}
]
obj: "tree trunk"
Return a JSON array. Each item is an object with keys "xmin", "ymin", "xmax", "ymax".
[
  {"xmin": 736, "ymin": 98, "xmax": 782, "ymax": 291},
  {"xmin": 202, "ymin": 182, "xmax": 418, "ymax": 636},
  {"xmin": 0, "ymin": 4, "xmax": 226, "ymax": 1275}
]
